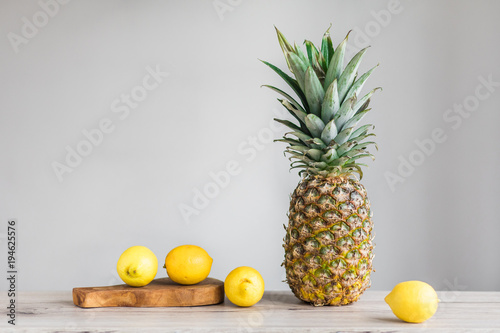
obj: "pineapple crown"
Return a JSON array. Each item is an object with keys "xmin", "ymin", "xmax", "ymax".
[{"xmin": 262, "ymin": 26, "xmax": 381, "ymax": 179}]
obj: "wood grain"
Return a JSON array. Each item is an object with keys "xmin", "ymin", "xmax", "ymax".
[
  {"xmin": 72, "ymin": 277, "xmax": 224, "ymax": 308},
  {"xmin": 4, "ymin": 291, "xmax": 499, "ymax": 332}
]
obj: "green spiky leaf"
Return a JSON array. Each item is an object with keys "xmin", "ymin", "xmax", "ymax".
[
  {"xmin": 342, "ymin": 108, "xmax": 370, "ymax": 130},
  {"xmin": 333, "ymin": 127, "xmax": 354, "ymax": 146},
  {"xmin": 260, "ymin": 60, "xmax": 309, "ymax": 110},
  {"xmin": 274, "ymin": 118, "xmax": 302, "ymax": 132},
  {"xmin": 354, "ymin": 88, "xmax": 381, "ymax": 114},
  {"xmin": 343, "ymin": 64, "xmax": 379, "ymax": 104},
  {"xmin": 324, "ymin": 31, "xmax": 349, "ymax": 90},
  {"xmin": 304, "ymin": 114, "xmax": 325, "ymax": 138},
  {"xmin": 334, "ymin": 96, "xmax": 356, "ymax": 130},
  {"xmin": 275, "ymin": 27, "xmax": 295, "ymax": 71},
  {"xmin": 320, "ymin": 25, "xmax": 334, "ymax": 69},
  {"xmin": 286, "ymin": 52, "xmax": 308, "ymax": 91},
  {"xmin": 304, "ymin": 67, "xmax": 325, "ymax": 117},
  {"xmin": 279, "ymin": 99, "xmax": 307, "ymax": 126},
  {"xmin": 337, "ymin": 47, "xmax": 368, "ymax": 102},
  {"xmin": 321, "ymin": 79, "xmax": 340, "ymax": 124},
  {"xmin": 264, "ymin": 26, "xmax": 380, "ymax": 178},
  {"xmin": 320, "ymin": 119, "xmax": 338, "ymax": 145}
]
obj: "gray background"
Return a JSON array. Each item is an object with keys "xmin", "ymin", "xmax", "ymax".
[{"xmin": 1, "ymin": 0, "xmax": 499, "ymax": 292}]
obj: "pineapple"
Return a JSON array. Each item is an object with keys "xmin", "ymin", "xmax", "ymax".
[{"xmin": 262, "ymin": 27, "xmax": 380, "ymax": 306}]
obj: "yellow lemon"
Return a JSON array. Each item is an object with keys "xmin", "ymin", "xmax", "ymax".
[
  {"xmin": 116, "ymin": 246, "xmax": 158, "ymax": 287},
  {"xmin": 385, "ymin": 281, "xmax": 439, "ymax": 323},
  {"xmin": 165, "ymin": 245, "xmax": 213, "ymax": 285},
  {"xmin": 224, "ymin": 266, "xmax": 265, "ymax": 307}
]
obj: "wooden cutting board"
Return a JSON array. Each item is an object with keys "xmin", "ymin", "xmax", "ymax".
[{"xmin": 73, "ymin": 277, "xmax": 224, "ymax": 308}]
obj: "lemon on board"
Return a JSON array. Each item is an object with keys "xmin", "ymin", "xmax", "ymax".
[
  {"xmin": 385, "ymin": 281, "xmax": 439, "ymax": 323},
  {"xmin": 116, "ymin": 246, "xmax": 158, "ymax": 287},
  {"xmin": 224, "ymin": 266, "xmax": 265, "ymax": 307},
  {"xmin": 164, "ymin": 245, "xmax": 213, "ymax": 285}
]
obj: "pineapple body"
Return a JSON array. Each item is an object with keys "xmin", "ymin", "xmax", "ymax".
[{"xmin": 284, "ymin": 176, "xmax": 373, "ymax": 306}]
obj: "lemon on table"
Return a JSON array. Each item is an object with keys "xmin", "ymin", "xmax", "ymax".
[
  {"xmin": 164, "ymin": 245, "xmax": 213, "ymax": 285},
  {"xmin": 116, "ymin": 246, "xmax": 158, "ymax": 287},
  {"xmin": 224, "ymin": 266, "xmax": 265, "ymax": 307},
  {"xmin": 385, "ymin": 281, "xmax": 439, "ymax": 323}
]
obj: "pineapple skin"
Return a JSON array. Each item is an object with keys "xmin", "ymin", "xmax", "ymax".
[{"xmin": 283, "ymin": 175, "xmax": 374, "ymax": 306}]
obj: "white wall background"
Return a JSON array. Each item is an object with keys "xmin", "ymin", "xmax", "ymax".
[{"xmin": 1, "ymin": 0, "xmax": 500, "ymax": 292}]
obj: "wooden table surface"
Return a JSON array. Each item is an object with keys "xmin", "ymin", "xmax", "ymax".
[{"xmin": 1, "ymin": 290, "xmax": 499, "ymax": 332}]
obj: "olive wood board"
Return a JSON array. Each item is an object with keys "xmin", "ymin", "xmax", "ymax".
[{"xmin": 72, "ymin": 277, "xmax": 224, "ymax": 308}]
